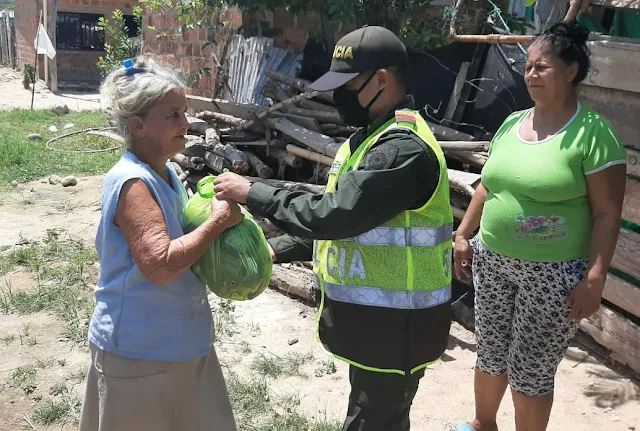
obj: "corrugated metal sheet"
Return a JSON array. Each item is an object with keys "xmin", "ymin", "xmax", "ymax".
[{"xmin": 223, "ymin": 35, "xmax": 303, "ymax": 106}]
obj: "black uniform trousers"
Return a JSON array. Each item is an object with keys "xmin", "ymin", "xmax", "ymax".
[{"xmin": 342, "ymin": 365, "xmax": 425, "ymax": 431}]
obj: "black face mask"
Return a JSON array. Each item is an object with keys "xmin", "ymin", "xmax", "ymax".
[{"xmin": 333, "ymin": 73, "xmax": 385, "ymax": 127}]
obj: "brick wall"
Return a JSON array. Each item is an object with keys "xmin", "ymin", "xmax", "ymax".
[
  {"xmin": 57, "ymin": 50, "xmax": 103, "ymax": 83},
  {"xmin": 14, "ymin": 0, "xmax": 131, "ymax": 84},
  {"xmin": 142, "ymin": 8, "xmax": 338, "ymax": 98},
  {"xmin": 14, "ymin": 0, "xmax": 44, "ymax": 78},
  {"xmin": 142, "ymin": 9, "xmax": 243, "ymax": 99}
]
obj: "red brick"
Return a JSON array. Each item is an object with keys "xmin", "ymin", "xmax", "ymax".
[
  {"xmin": 185, "ymin": 44, "xmax": 193, "ymax": 56},
  {"xmin": 193, "ymin": 43, "xmax": 201, "ymax": 57},
  {"xmin": 182, "ymin": 30, "xmax": 194, "ymax": 42},
  {"xmin": 231, "ymin": 9, "xmax": 243, "ymax": 27},
  {"xmin": 175, "ymin": 43, "xmax": 185, "ymax": 57},
  {"xmin": 273, "ymin": 9, "xmax": 294, "ymax": 28}
]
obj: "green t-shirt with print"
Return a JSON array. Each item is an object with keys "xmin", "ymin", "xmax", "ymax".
[{"xmin": 479, "ymin": 104, "xmax": 627, "ymax": 262}]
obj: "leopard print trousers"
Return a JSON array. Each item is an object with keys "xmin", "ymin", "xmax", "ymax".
[{"xmin": 472, "ymin": 238, "xmax": 588, "ymax": 396}]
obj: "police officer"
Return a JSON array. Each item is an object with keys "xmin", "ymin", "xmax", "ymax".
[{"xmin": 214, "ymin": 26, "xmax": 453, "ymax": 431}]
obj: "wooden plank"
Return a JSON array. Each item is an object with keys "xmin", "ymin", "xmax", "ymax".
[
  {"xmin": 443, "ymin": 62, "xmax": 470, "ymax": 125},
  {"xmin": 577, "ymin": 85, "xmax": 640, "ymax": 150},
  {"xmin": 185, "ymin": 95, "xmax": 261, "ymax": 120},
  {"xmin": 266, "ymin": 118, "xmax": 336, "ymax": 156},
  {"xmin": 439, "ymin": 141, "xmax": 490, "ymax": 151},
  {"xmin": 622, "ymin": 178, "xmax": 640, "ymax": 224},
  {"xmin": 591, "ymin": 0, "xmax": 640, "ymax": 9},
  {"xmin": 269, "ymin": 264, "xmax": 316, "ymax": 303},
  {"xmin": 49, "ymin": 3, "xmax": 57, "ymax": 92},
  {"xmin": 272, "ymin": 112, "xmax": 321, "ymax": 132},
  {"xmin": 429, "ymin": 122, "xmax": 475, "ymax": 141},
  {"xmin": 447, "ymin": 169, "xmax": 480, "ymax": 188},
  {"xmin": 579, "ymin": 305, "xmax": 640, "ymax": 374},
  {"xmin": 611, "ymin": 228, "xmax": 640, "ymax": 281},
  {"xmin": 602, "ymin": 274, "xmax": 640, "ymax": 318},
  {"xmin": 582, "ymin": 41, "xmax": 640, "ymax": 93}
]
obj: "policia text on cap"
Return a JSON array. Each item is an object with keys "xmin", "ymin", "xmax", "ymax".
[{"xmin": 214, "ymin": 26, "xmax": 453, "ymax": 431}]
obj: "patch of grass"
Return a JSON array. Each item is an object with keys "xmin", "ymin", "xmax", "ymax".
[
  {"xmin": 1, "ymin": 333, "xmax": 15, "ymax": 345},
  {"xmin": 212, "ymin": 299, "xmax": 237, "ymax": 339},
  {"xmin": 53, "ymin": 199, "xmax": 81, "ymax": 214},
  {"xmin": 0, "ymin": 229, "xmax": 97, "ymax": 343},
  {"xmin": 9, "ymin": 365, "xmax": 37, "ymax": 395},
  {"xmin": 251, "ymin": 352, "xmax": 314, "ymax": 379},
  {"xmin": 277, "ymin": 392, "xmax": 302, "ymax": 410},
  {"xmin": 57, "ymin": 359, "xmax": 67, "ymax": 367},
  {"xmin": 240, "ymin": 341, "xmax": 252, "ymax": 355},
  {"xmin": 32, "ymin": 398, "xmax": 74, "ymax": 425},
  {"xmin": 227, "ymin": 371, "xmax": 341, "ymax": 430},
  {"xmin": 314, "ymin": 359, "xmax": 338, "ymax": 377},
  {"xmin": 49, "ymin": 382, "xmax": 68, "ymax": 396},
  {"xmin": 252, "ymin": 355, "xmax": 284, "ymax": 378},
  {"xmin": 0, "ymin": 109, "xmax": 122, "ymax": 187},
  {"xmin": 36, "ymin": 357, "xmax": 55, "ymax": 369},
  {"xmin": 68, "ymin": 368, "xmax": 87, "ymax": 383},
  {"xmin": 33, "ymin": 381, "xmax": 82, "ymax": 426},
  {"xmin": 227, "ymin": 374, "xmax": 271, "ymax": 418},
  {"xmin": 257, "ymin": 409, "xmax": 341, "ymax": 431}
]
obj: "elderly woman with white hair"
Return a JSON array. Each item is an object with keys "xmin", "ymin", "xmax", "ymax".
[{"xmin": 78, "ymin": 57, "xmax": 241, "ymax": 431}]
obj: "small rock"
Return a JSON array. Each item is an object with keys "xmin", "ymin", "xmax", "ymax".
[
  {"xmin": 48, "ymin": 175, "xmax": 61, "ymax": 185},
  {"xmin": 628, "ymin": 425, "xmax": 635, "ymax": 430},
  {"xmin": 52, "ymin": 104, "xmax": 69, "ymax": 115},
  {"xmin": 61, "ymin": 176, "xmax": 78, "ymax": 187},
  {"xmin": 604, "ymin": 407, "xmax": 613, "ymax": 413},
  {"xmin": 27, "ymin": 133, "xmax": 42, "ymax": 140},
  {"xmin": 288, "ymin": 338, "xmax": 299, "ymax": 346},
  {"xmin": 612, "ymin": 416, "xmax": 620, "ymax": 422},
  {"xmin": 64, "ymin": 123, "xmax": 75, "ymax": 129},
  {"xmin": 48, "ymin": 125, "xmax": 58, "ymax": 133},
  {"xmin": 11, "ymin": 180, "xmax": 18, "ymax": 187},
  {"xmin": 41, "ymin": 180, "xmax": 47, "ymax": 184}
]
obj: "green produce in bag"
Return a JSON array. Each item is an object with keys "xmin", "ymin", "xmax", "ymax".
[{"xmin": 182, "ymin": 176, "xmax": 272, "ymax": 300}]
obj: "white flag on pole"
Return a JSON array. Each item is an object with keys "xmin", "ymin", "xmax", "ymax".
[{"xmin": 33, "ymin": 23, "xmax": 56, "ymax": 59}]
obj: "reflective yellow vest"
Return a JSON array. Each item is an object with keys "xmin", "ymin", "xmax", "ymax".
[{"xmin": 313, "ymin": 109, "xmax": 453, "ymax": 375}]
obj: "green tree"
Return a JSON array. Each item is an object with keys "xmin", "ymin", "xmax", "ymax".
[
  {"xmin": 139, "ymin": 0, "xmax": 463, "ymax": 51},
  {"xmin": 97, "ymin": 7, "xmax": 143, "ymax": 76}
]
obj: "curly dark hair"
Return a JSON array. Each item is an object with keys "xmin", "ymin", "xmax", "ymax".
[{"xmin": 533, "ymin": 20, "xmax": 591, "ymax": 85}]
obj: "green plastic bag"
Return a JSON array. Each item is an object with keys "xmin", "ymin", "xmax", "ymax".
[{"xmin": 182, "ymin": 176, "xmax": 272, "ymax": 300}]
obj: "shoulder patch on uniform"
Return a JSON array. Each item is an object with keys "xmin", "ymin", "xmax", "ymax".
[
  {"xmin": 395, "ymin": 109, "xmax": 417, "ymax": 129},
  {"xmin": 361, "ymin": 143, "xmax": 399, "ymax": 171}
]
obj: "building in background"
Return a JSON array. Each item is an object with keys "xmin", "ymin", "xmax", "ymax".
[{"xmin": 13, "ymin": 0, "xmax": 136, "ymax": 88}]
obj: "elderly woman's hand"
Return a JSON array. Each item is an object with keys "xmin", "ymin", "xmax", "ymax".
[{"xmin": 210, "ymin": 197, "xmax": 244, "ymax": 230}]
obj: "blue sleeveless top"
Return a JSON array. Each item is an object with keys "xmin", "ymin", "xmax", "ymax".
[{"xmin": 89, "ymin": 151, "xmax": 212, "ymax": 362}]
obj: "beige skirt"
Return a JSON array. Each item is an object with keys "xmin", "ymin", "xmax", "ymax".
[{"xmin": 79, "ymin": 343, "xmax": 237, "ymax": 431}]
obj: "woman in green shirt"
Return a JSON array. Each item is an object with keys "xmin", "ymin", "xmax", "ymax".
[{"xmin": 451, "ymin": 21, "xmax": 627, "ymax": 431}]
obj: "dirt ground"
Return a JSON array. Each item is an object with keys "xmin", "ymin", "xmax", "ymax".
[
  {"xmin": 0, "ymin": 67, "xmax": 101, "ymax": 111},
  {"xmin": 0, "ymin": 176, "xmax": 638, "ymax": 431}
]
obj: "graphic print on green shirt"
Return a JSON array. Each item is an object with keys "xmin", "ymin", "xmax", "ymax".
[{"xmin": 479, "ymin": 104, "xmax": 627, "ymax": 262}]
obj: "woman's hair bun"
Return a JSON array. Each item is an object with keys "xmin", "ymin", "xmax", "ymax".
[
  {"xmin": 536, "ymin": 20, "xmax": 591, "ymax": 84},
  {"xmin": 547, "ymin": 20, "xmax": 589, "ymax": 47}
]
